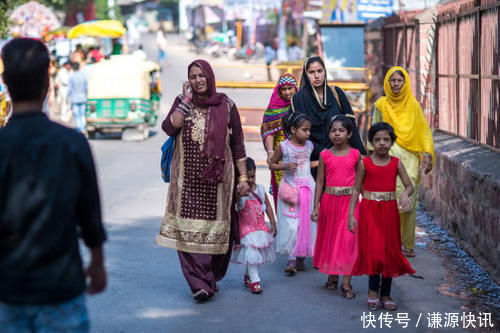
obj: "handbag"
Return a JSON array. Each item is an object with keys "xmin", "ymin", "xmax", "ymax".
[
  {"xmin": 161, "ymin": 136, "xmax": 176, "ymax": 183},
  {"xmin": 278, "ymin": 180, "xmax": 299, "ymax": 205}
]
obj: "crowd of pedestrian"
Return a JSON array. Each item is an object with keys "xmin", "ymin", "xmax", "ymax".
[
  {"xmin": 0, "ymin": 36, "xmax": 435, "ymax": 331},
  {"xmin": 158, "ymin": 54, "xmax": 434, "ymax": 312}
]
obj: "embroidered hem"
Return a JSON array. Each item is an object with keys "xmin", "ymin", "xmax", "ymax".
[{"xmin": 155, "ymin": 234, "xmax": 229, "ymax": 255}]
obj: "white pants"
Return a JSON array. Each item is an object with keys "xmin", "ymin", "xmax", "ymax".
[{"xmin": 246, "ymin": 265, "xmax": 260, "ymax": 283}]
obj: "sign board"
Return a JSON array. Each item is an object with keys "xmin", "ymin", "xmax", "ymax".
[{"xmin": 321, "ymin": 0, "xmax": 394, "ymax": 23}]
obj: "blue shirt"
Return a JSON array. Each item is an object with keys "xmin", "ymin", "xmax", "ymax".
[{"xmin": 67, "ymin": 70, "xmax": 88, "ymax": 104}]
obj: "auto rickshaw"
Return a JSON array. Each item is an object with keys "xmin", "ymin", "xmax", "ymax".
[{"xmin": 85, "ymin": 55, "xmax": 161, "ymax": 139}]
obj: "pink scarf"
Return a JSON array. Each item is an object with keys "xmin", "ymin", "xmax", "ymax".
[{"xmin": 294, "ymin": 183, "xmax": 314, "ymax": 257}]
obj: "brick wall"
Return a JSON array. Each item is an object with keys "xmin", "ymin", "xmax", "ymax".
[
  {"xmin": 364, "ymin": 19, "xmax": 385, "ymax": 106},
  {"xmin": 415, "ymin": 8, "xmax": 438, "ymax": 128},
  {"xmin": 420, "ymin": 131, "xmax": 500, "ymax": 283}
]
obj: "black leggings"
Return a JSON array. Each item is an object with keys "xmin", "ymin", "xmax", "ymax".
[{"xmin": 369, "ymin": 275, "xmax": 392, "ymax": 297}]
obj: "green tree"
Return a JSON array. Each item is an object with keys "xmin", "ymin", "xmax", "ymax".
[
  {"xmin": 160, "ymin": 0, "xmax": 178, "ymax": 8},
  {"xmin": 95, "ymin": 0, "xmax": 122, "ymax": 20}
]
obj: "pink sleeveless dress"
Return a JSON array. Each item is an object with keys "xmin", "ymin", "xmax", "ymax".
[{"xmin": 313, "ymin": 148, "xmax": 360, "ymax": 275}]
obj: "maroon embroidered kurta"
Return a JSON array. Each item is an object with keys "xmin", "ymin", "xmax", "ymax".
[{"xmin": 155, "ymin": 95, "xmax": 246, "ymax": 255}]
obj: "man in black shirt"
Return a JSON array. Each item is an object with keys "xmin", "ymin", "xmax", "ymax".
[{"xmin": 0, "ymin": 38, "xmax": 107, "ymax": 332}]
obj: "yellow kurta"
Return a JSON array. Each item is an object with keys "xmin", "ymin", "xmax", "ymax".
[{"xmin": 371, "ymin": 66, "xmax": 434, "ymax": 251}]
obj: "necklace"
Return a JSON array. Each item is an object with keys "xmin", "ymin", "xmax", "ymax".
[{"xmin": 250, "ymin": 196, "xmax": 263, "ymax": 217}]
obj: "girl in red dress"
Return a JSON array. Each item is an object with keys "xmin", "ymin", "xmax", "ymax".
[{"xmin": 348, "ymin": 122, "xmax": 415, "ymax": 311}]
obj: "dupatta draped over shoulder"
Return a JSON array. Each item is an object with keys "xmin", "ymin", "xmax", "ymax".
[
  {"xmin": 291, "ymin": 56, "xmax": 366, "ymax": 161},
  {"xmin": 375, "ymin": 66, "xmax": 434, "ymax": 162},
  {"xmin": 189, "ymin": 59, "xmax": 232, "ymax": 183}
]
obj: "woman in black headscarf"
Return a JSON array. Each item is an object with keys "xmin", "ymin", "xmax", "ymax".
[{"xmin": 290, "ymin": 56, "xmax": 366, "ymax": 172}]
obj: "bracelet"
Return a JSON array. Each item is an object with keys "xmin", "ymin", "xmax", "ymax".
[
  {"xmin": 267, "ymin": 150, "xmax": 274, "ymax": 154},
  {"xmin": 424, "ymin": 152, "xmax": 432, "ymax": 158},
  {"xmin": 238, "ymin": 175, "xmax": 249, "ymax": 183}
]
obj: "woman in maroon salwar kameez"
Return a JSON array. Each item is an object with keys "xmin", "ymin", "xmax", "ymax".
[{"xmin": 155, "ymin": 59, "xmax": 249, "ymax": 301}]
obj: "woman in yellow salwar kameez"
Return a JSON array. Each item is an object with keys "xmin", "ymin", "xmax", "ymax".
[{"xmin": 371, "ymin": 66, "xmax": 434, "ymax": 257}]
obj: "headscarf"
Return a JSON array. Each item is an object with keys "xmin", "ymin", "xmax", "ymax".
[
  {"xmin": 188, "ymin": 59, "xmax": 229, "ymax": 183},
  {"xmin": 261, "ymin": 73, "xmax": 298, "ymax": 141},
  {"xmin": 291, "ymin": 56, "xmax": 366, "ymax": 160},
  {"xmin": 375, "ymin": 66, "xmax": 434, "ymax": 161}
]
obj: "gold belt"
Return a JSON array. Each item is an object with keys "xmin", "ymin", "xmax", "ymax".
[
  {"xmin": 325, "ymin": 186, "xmax": 352, "ymax": 196},
  {"xmin": 363, "ymin": 191, "xmax": 396, "ymax": 201}
]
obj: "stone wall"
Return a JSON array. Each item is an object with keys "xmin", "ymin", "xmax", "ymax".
[
  {"xmin": 364, "ymin": 18, "xmax": 385, "ymax": 106},
  {"xmin": 420, "ymin": 131, "xmax": 500, "ymax": 283}
]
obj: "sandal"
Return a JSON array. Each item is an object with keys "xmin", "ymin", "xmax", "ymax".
[
  {"xmin": 341, "ymin": 284, "xmax": 356, "ymax": 299},
  {"xmin": 381, "ymin": 297, "xmax": 398, "ymax": 311},
  {"xmin": 193, "ymin": 289, "xmax": 210, "ymax": 301},
  {"xmin": 284, "ymin": 260, "xmax": 297, "ymax": 275},
  {"xmin": 367, "ymin": 297, "xmax": 381, "ymax": 310},
  {"xmin": 324, "ymin": 276, "xmax": 338, "ymax": 290},
  {"xmin": 244, "ymin": 274, "xmax": 251, "ymax": 288},
  {"xmin": 250, "ymin": 282, "xmax": 263, "ymax": 294},
  {"xmin": 403, "ymin": 248, "xmax": 416, "ymax": 257},
  {"xmin": 296, "ymin": 257, "xmax": 305, "ymax": 271}
]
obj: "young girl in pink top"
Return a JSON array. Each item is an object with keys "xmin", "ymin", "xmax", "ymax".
[{"xmin": 232, "ymin": 158, "xmax": 277, "ymax": 294}]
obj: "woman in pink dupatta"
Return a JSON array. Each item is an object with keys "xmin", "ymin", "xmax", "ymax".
[
  {"xmin": 260, "ymin": 73, "xmax": 298, "ymax": 208},
  {"xmin": 156, "ymin": 60, "xmax": 249, "ymax": 301}
]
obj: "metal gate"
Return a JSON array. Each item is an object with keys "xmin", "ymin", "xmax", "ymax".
[{"xmin": 436, "ymin": 1, "xmax": 499, "ymax": 149}]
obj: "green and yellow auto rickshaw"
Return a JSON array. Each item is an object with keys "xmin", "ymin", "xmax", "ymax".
[{"xmin": 85, "ymin": 55, "xmax": 161, "ymax": 139}]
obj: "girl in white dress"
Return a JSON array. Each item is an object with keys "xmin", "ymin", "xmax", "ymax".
[{"xmin": 270, "ymin": 113, "xmax": 317, "ymax": 275}]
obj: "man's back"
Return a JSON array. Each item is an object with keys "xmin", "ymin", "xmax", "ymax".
[
  {"xmin": 0, "ymin": 112, "xmax": 105, "ymax": 305},
  {"xmin": 68, "ymin": 70, "xmax": 88, "ymax": 104}
]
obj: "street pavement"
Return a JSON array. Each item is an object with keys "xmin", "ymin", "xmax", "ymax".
[{"xmin": 84, "ymin": 34, "xmax": 476, "ymax": 332}]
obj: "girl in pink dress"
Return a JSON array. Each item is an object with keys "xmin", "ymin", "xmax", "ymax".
[
  {"xmin": 312, "ymin": 115, "xmax": 360, "ymax": 299},
  {"xmin": 232, "ymin": 158, "xmax": 277, "ymax": 294}
]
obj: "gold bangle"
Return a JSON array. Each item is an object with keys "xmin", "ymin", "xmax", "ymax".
[{"xmin": 238, "ymin": 175, "xmax": 249, "ymax": 183}]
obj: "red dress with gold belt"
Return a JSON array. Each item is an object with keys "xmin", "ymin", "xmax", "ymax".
[{"xmin": 351, "ymin": 157, "xmax": 415, "ymax": 277}]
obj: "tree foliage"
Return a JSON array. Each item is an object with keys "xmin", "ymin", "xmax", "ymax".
[{"xmin": 160, "ymin": 0, "xmax": 178, "ymax": 9}]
